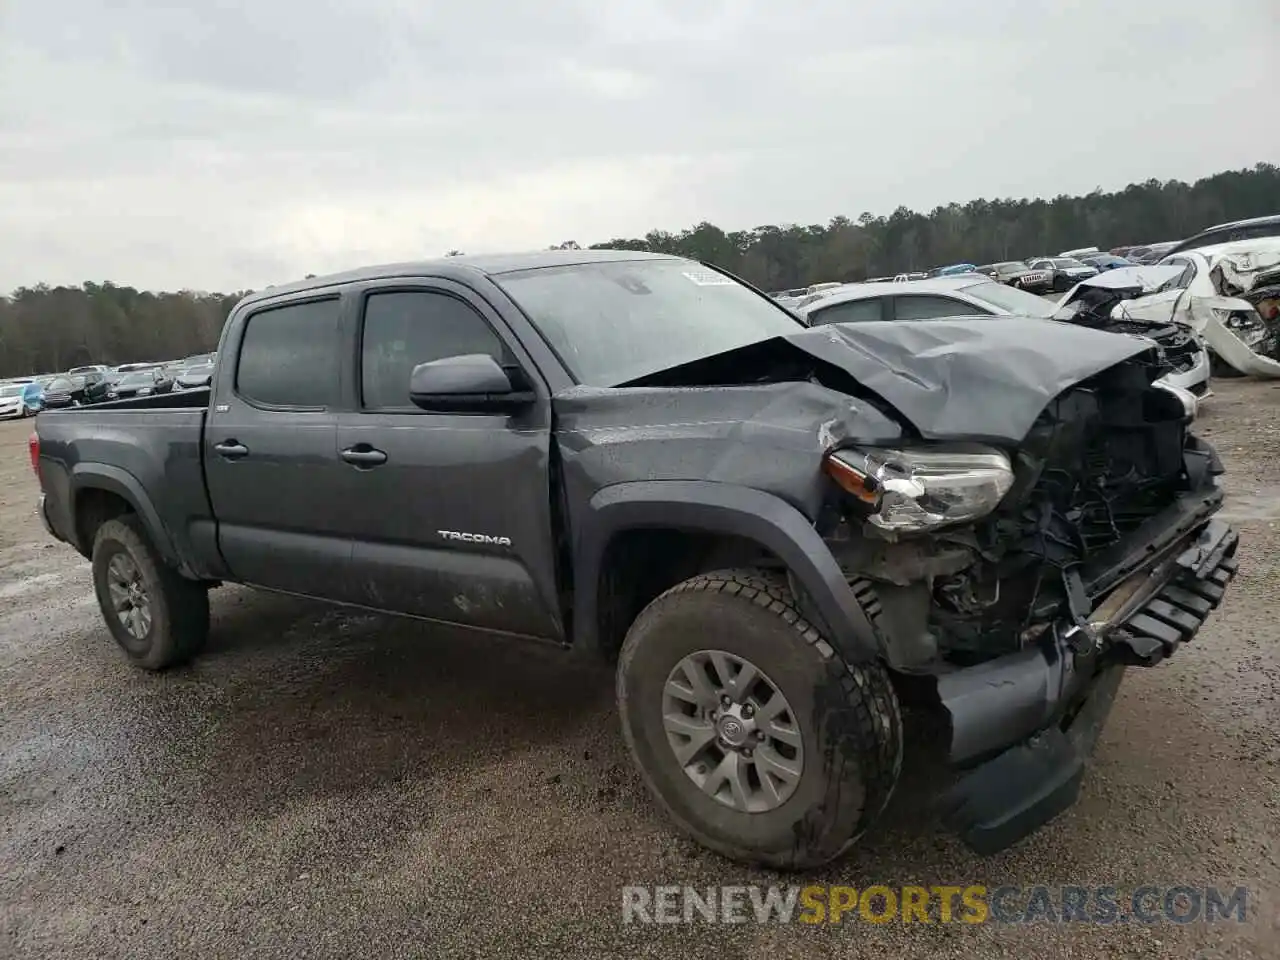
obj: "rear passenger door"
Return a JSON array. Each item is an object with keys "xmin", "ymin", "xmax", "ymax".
[
  {"xmin": 334, "ymin": 280, "xmax": 563, "ymax": 641},
  {"xmin": 204, "ymin": 294, "xmax": 360, "ymax": 602}
]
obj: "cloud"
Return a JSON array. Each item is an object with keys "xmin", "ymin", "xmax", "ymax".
[{"xmin": 1, "ymin": 0, "xmax": 1276, "ymax": 291}]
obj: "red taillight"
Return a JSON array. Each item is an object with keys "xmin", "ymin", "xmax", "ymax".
[{"xmin": 28, "ymin": 431, "xmax": 40, "ymax": 478}]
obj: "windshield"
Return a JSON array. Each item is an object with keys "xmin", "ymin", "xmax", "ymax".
[
  {"xmin": 495, "ymin": 259, "xmax": 804, "ymax": 386},
  {"xmin": 117, "ymin": 372, "xmax": 156, "ymax": 387},
  {"xmin": 1052, "ymin": 258, "xmax": 1089, "ymax": 269},
  {"xmin": 960, "ymin": 280, "xmax": 1056, "ymax": 317},
  {"xmin": 0, "ymin": 384, "xmax": 23, "ymax": 398},
  {"xmin": 47, "ymin": 378, "xmax": 73, "ymax": 392}
]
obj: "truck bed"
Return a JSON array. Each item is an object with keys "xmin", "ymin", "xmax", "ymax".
[
  {"xmin": 68, "ymin": 387, "xmax": 211, "ymax": 412},
  {"xmin": 35, "ymin": 391, "xmax": 217, "ymax": 578}
]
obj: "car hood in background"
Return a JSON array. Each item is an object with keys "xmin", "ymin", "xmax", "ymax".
[{"xmin": 1055, "ymin": 264, "xmax": 1184, "ymax": 308}]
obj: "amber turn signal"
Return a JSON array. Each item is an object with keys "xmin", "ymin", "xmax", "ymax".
[{"xmin": 823, "ymin": 451, "xmax": 881, "ymax": 506}]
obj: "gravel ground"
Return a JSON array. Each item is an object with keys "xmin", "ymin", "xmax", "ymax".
[{"xmin": 1, "ymin": 383, "xmax": 1278, "ymax": 959}]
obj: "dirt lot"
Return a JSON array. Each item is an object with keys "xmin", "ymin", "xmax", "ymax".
[{"xmin": 2, "ymin": 384, "xmax": 1278, "ymax": 959}]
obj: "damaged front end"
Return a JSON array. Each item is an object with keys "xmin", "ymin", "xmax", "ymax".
[
  {"xmin": 819, "ymin": 348, "xmax": 1238, "ymax": 853},
  {"xmin": 1066, "ymin": 252, "xmax": 1280, "ymax": 379},
  {"xmin": 1053, "ymin": 266, "xmax": 1209, "ymax": 396},
  {"xmin": 1188, "ymin": 243, "xmax": 1280, "ymax": 377}
]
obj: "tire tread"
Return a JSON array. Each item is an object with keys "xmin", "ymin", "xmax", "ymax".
[
  {"xmin": 619, "ymin": 567, "xmax": 903, "ymax": 868},
  {"xmin": 92, "ymin": 516, "xmax": 209, "ymax": 670}
]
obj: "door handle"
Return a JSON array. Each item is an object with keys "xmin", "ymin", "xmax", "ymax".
[
  {"xmin": 341, "ymin": 446, "xmax": 388, "ymax": 467},
  {"xmin": 214, "ymin": 440, "xmax": 249, "ymax": 460}
]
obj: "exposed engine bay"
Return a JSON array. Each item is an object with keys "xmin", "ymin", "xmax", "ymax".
[{"xmin": 824, "ymin": 355, "xmax": 1216, "ymax": 670}]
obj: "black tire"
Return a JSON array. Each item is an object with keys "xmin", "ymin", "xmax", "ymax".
[
  {"xmin": 616, "ymin": 569, "xmax": 902, "ymax": 869},
  {"xmin": 91, "ymin": 516, "xmax": 209, "ymax": 670}
]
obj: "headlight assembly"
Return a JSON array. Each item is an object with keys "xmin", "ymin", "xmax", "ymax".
[
  {"xmin": 823, "ymin": 445, "xmax": 1015, "ymax": 533},
  {"xmin": 1216, "ymin": 308, "xmax": 1266, "ymax": 347}
]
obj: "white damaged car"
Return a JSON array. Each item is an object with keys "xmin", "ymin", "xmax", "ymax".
[
  {"xmin": 1055, "ymin": 240, "xmax": 1280, "ymax": 381},
  {"xmin": 1155, "ymin": 239, "xmax": 1280, "ymax": 378}
]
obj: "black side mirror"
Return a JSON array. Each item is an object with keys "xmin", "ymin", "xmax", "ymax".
[{"xmin": 409, "ymin": 354, "xmax": 535, "ymax": 413}]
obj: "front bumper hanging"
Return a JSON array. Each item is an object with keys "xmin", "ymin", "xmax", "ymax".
[{"xmin": 935, "ymin": 513, "xmax": 1239, "ymax": 855}]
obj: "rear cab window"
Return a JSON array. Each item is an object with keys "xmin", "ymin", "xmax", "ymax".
[{"xmin": 235, "ymin": 298, "xmax": 342, "ymax": 408}]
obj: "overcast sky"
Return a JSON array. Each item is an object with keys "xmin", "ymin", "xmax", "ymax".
[{"xmin": 1, "ymin": 0, "xmax": 1276, "ymax": 292}]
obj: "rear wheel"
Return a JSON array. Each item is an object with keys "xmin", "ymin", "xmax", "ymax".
[
  {"xmin": 616, "ymin": 569, "xmax": 902, "ymax": 869},
  {"xmin": 91, "ymin": 516, "xmax": 209, "ymax": 670}
]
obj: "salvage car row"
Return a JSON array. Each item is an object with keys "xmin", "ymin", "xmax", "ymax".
[
  {"xmin": 0, "ymin": 353, "xmax": 216, "ymax": 417},
  {"xmin": 781, "ymin": 236, "xmax": 1280, "ymax": 386},
  {"xmin": 772, "ymin": 213, "xmax": 1280, "ymax": 305}
]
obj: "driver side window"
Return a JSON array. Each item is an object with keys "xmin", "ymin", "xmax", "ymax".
[{"xmin": 360, "ymin": 290, "xmax": 508, "ymax": 410}]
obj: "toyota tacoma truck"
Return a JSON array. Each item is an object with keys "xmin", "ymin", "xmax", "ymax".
[{"xmin": 31, "ymin": 250, "xmax": 1238, "ymax": 868}]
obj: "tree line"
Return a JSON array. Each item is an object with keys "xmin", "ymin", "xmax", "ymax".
[{"xmin": 2, "ymin": 163, "xmax": 1277, "ymax": 377}]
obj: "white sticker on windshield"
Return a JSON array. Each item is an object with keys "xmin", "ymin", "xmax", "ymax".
[{"xmin": 682, "ymin": 269, "xmax": 734, "ymax": 286}]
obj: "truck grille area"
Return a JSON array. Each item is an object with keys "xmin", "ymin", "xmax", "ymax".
[{"xmin": 931, "ymin": 362, "xmax": 1203, "ymax": 661}]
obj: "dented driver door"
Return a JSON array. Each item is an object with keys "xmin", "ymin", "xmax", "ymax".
[{"xmin": 334, "ymin": 278, "xmax": 564, "ymax": 641}]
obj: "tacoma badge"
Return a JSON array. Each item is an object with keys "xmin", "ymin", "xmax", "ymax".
[{"xmin": 437, "ymin": 530, "xmax": 513, "ymax": 546}]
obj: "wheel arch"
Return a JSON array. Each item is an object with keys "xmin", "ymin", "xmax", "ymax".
[
  {"xmin": 573, "ymin": 480, "xmax": 880, "ymax": 665},
  {"xmin": 70, "ymin": 464, "xmax": 184, "ymax": 571}
]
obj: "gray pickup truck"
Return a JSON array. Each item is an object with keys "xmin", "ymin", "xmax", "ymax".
[{"xmin": 32, "ymin": 250, "xmax": 1238, "ymax": 867}]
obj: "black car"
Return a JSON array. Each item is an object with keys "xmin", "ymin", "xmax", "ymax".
[
  {"xmin": 41, "ymin": 376, "xmax": 79, "ymax": 409},
  {"xmin": 107, "ymin": 368, "xmax": 175, "ymax": 400},
  {"xmin": 41, "ymin": 372, "xmax": 106, "ymax": 408}
]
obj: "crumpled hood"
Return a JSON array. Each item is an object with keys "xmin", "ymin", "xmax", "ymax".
[
  {"xmin": 1208, "ymin": 239, "xmax": 1280, "ymax": 298},
  {"xmin": 1057, "ymin": 264, "xmax": 1184, "ymax": 308},
  {"xmin": 780, "ymin": 317, "xmax": 1156, "ymax": 444},
  {"xmin": 553, "ymin": 316, "xmax": 1159, "ymax": 520}
]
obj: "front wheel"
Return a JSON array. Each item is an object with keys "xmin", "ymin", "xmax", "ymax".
[
  {"xmin": 91, "ymin": 516, "xmax": 210, "ymax": 670},
  {"xmin": 616, "ymin": 569, "xmax": 902, "ymax": 869}
]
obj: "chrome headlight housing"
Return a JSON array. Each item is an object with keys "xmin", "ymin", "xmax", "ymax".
[
  {"xmin": 1217, "ymin": 308, "xmax": 1266, "ymax": 346},
  {"xmin": 824, "ymin": 445, "xmax": 1015, "ymax": 533}
]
